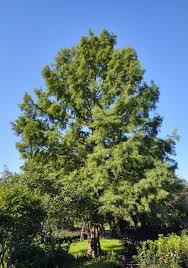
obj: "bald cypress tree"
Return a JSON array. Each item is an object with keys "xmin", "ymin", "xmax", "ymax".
[{"xmin": 13, "ymin": 30, "xmax": 185, "ymax": 257}]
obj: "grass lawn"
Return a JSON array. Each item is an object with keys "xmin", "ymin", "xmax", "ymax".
[{"xmin": 69, "ymin": 238, "xmax": 123, "ymax": 256}]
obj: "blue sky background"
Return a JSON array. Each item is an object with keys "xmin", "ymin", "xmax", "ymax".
[{"xmin": 0, "ymin": 0, "xmax": 187, "ymax": 180}]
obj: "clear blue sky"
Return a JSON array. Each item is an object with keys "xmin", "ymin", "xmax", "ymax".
[{"xmin": 0, "ymin": 0, "xmax": 187, "ymax": 180}]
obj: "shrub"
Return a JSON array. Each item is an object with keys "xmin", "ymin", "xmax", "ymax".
[
  {"xmin": 134, "ymin": 233, "xmax": 188, "ymax": 267},
  {"xmin": 14, "ymin": 241, "xmax": 74, "ymax": 268}
]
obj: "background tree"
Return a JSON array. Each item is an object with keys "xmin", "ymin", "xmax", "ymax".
[
  {"xmin": 13, "ymin": 30, "xmax": 187, "ymax": 257},
  {"xmin": 0, "ymin": 165, "xmax": 12, "ymax": 181}
]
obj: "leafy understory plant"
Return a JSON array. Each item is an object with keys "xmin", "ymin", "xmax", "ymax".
[{"xmin": 135, "ymin": 233, "xmax": 188, "ymax": 267}]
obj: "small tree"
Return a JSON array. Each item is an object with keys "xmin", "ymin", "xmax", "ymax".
[
  {"xmin": 0, "ymin": 178, "xmax": 46, "ymax": 267},
  {"xmin": 13, "ymin": 30, "xmax": 185, "ymax": 257}
]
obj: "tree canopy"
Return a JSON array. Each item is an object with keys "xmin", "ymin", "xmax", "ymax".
[{"xmin": 12, "ymin": 30, "xmax": 186, "ymax": 257}]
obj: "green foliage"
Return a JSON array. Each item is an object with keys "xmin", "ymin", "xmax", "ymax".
[
  {"xmin": 13, "ymin": 30, "xmax": 186, "ymax": 230},
  {"xmin": 12, "ymin": 30, "xmax": 187, "ymax": 259},
  {"xmin": 134, "ymin": 233, "xmax": 188, "ymax": 267},
  {"xmin": 0, "ymin": 174, "xmax": 76, "ymax": 267},
  {"xmin": 13, "ymin": 240, "xmax": 74, "ymax": 268},
  {"xmin": 0, "ymin": 176, "xmax": 46, "ymax": 266}
]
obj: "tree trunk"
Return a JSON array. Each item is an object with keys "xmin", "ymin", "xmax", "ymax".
[
  {"xmin": 0, "ymin": 240, "xmax": 6, "ymax": 268},
  {"xmin": 7, "ymin": 237, "xmax": 13, "ymax": 268},
  {"xmin": 80, "ymin": 226, "xmax": 84, "ymax": 241},
  {"xmin": 109, "ymin": 221, "xmax": 118, "ymax": 237},
  {"xmin": 87, "ymin": 224, "xmax": 101, "ymax": 258},
  {"xmin": 42, "ymin": 218, "xmax": 49, "ymax": 243}
]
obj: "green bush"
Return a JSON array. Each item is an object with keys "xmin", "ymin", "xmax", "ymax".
[
  {"xmin": 14, "ymin": 241, "xmax": 74, "ymax": 268},
  {"xmin": 134, "ymin": 233, "xmax": 188, "ymax": 267}
]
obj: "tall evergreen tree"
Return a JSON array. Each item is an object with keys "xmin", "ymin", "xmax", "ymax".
[{"xmin": 13, "ymin": 30, "xmax": 185, "ymax": 257}]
